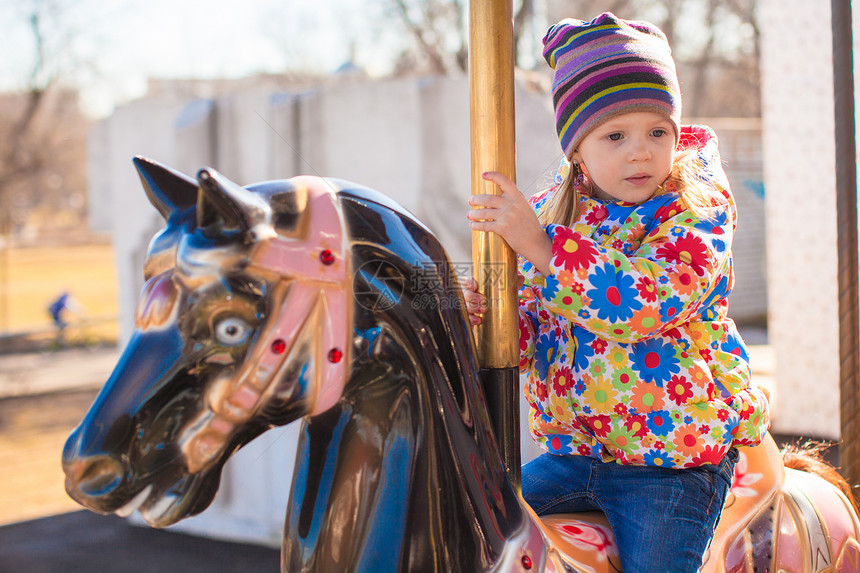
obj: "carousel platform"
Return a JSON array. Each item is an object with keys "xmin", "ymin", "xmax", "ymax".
[{"xmin": 0, "ymin": 510, "xmax": 280, "ymax": 573}]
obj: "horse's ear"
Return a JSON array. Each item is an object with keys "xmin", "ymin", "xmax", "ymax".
[
  {"xmin": 134, "ymin": 156, "xmax": 199, "ymax": 220},
  {"xmin": 196, "ymin": 168, "xmax": 272, "ymax": 237}
]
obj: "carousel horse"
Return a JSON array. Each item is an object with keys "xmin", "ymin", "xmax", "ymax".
[{"xmin": 64, "ymin": 158, "xmax": 860, "ymax": 572}]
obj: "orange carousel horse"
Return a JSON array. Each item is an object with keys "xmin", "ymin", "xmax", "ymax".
[{"xmin": 63, "ymin": 159, "xmax": 860, "ymax": 571}]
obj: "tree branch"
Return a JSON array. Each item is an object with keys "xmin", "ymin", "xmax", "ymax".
[{"xmin": 392, "ymin": 0, "xmax": 450, "ymax": 74}]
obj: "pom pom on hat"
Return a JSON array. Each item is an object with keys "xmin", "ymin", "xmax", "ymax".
[{"xmin": 542, "ymin": 12, "xmax": 682, "ymax": 159}]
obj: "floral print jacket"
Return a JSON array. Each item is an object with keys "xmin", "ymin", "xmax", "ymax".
[{"xmin": 519, "ymin": 125, "xmax": 770, "ymax": 469}]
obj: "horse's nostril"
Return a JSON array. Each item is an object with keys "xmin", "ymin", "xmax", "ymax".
[{"xmin": 74, "ymin": 456, "xmax": 124, "ymax": 497}]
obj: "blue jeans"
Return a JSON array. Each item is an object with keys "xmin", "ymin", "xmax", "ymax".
[{"xmin": 522, "ymin": 448, "xmax": 738, "ymax": 573}]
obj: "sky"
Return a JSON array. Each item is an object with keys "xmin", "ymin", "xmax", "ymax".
[{"xmin": 0, "ymin": 0, "xmax": 401, "ymax": 117}]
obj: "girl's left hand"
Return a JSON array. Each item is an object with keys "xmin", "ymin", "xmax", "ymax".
[
  {"xmin": 468, "ymin": 171, "xmax": 552, "ymax": 274},
  {"xmin": 460, "ymin": 277, "xmax": 486, "ymax": 326}
]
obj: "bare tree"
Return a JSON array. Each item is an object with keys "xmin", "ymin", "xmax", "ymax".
[
  {"xmin": 0, "ymin": 0, "xmax": 92, "ymax": 237},
  {"xmin": 544, "ymin": 0, "xmax": 760, "ymax": 117},
  {"xmin": 546, "ymin": 0, "xmax": 640, "ymax": 26},
  {"xmin": 387, "ymin": 0, "xmax": 544, "ymax": 74},
  {"xmin": 386, "ymin": 0, "xmax": 467, "ymax": 74},
  {"xmin": 684, "ymin": 0, "xmax": 721, "ymax": 117},
  {"xmin": 0, "ymin": 0, "xmax": 93, "ymax": 330},
  {"xmin": 1, "ymin": 4, "xmax": 55, "ymax": 193},
  {"xmin": 263, "ymin": 0, "xmax": 759, "ymax": 117}
]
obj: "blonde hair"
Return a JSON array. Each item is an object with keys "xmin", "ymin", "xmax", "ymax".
[{"xmin": 538, "ymin": 148, "xmax": 719, "ymax": 227}]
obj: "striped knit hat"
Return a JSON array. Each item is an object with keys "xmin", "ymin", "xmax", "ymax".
[{"xmin": 542, "ymin": 13, "xmax": 681, "ymax": 159}]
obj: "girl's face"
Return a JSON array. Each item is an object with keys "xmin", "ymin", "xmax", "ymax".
[{"xmin": 571, "ymin": 111, "xmax": 676, "ymax": 204}]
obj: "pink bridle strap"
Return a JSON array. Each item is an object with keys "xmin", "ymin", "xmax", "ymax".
[
  {"xmin": 182, "ymin": 178, "xmax": 352, "ymax": 473},
  {"xmin": 245, "ymin": 177, "xmax": 351, "ymax": 416}
]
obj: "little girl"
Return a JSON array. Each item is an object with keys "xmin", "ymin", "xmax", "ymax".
[{"xmin": 464, "ymin": 13, "xmax": 769, "ymax": 572}]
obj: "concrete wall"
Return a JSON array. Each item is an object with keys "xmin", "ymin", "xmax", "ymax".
[
  {"xmin": 90, "ymin": 80, "xmax": 766, "ymax": 332},
  {"xmin": 87, "ymin": 97, "xmax": 189, "ymax": 339},
  {"xmin": 709, "ymin": 119, "xmax": 768, "ymax": 324},
  {"xmin": 759, "ymin": 0, "xmax": 853, "ymax": 439},
  {"xmin": 90, "ymin": 76, "xmax": 768, "ymax": 545}
]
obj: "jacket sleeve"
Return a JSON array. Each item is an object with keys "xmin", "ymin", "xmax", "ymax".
[
  {"xmin": 535, "ymin": 135, "xmax": 735, "ymax": 343},
  {"xmin": 518, "ymin": 280, "xmax": 538, "ymax": 372},
  {"xmin": 518, "ymin": 189, "xmax": 552, "ymax": 372}
]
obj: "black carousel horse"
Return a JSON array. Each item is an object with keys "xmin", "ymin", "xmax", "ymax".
[{"xmin": 63, "ymin": 158, "xmax": 860, "ymax": 572}]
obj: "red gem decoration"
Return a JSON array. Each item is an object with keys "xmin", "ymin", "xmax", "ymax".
[
  {"xmin": 320, "ymin": 249, "xmax": 335, "ymax": 265},
  {"xmin": 328, "ymin": 348, "xmax": 343, "ymax": 363},
  {"xmin": 521, "ymin": 555, "xmax": 532, "ymax": 570},
  {"xmin": 271, "ymin": 339, "xmax": 286, "ymax": 354}
]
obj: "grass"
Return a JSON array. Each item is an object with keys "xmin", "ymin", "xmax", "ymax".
[
  {"xmin": 0, "ymin": 388, "xmax": 100, "ymax": 525},
  {"xmin": 0, "ymin": 242, "xmax": 119, "ymax": 523},
  {"xmin": 0, "ymin": 243, "xmax": 119, "ymax": 347}
]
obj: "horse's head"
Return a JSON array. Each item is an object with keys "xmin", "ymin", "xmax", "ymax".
[{"xmin": 63, "ymin": 158, "xmax": 353, "ymax": 527}]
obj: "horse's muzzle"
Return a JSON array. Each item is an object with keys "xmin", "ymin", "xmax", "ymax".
[{"xmin": 62, "ymin": 426, "xmax": 127, "ymax": 512}]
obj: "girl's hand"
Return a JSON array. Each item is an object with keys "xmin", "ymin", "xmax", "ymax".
[
  {"xmin": 461, "ymin": 275, "xmax": 525, "ymax": 326},
  {"xmin": 468, "ymin": 171, "xmax": 552, "ymax": 274},
  {"xmin": 460, "ymin": 277, "xmax": 486, "ymax": 326}
]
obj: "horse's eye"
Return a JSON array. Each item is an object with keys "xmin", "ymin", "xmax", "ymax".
[{"xmin": 214, "ymin": 317, "xmax": 252, "ymax": 346}]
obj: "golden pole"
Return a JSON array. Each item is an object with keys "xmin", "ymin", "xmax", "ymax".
[
  {"xmin": 469, "ymin": 0, "xmax": 520, "ymax": 487},
  {"xmin": 469, "ymin": 0, "xmax": 518, "ymax": 369}
]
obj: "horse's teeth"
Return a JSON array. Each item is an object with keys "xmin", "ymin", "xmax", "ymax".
[
  {"xmin": 115, "ymin": 484, "xmax": 152, "ymax": 517},
  {"xmin": 144, "ymin": 494, "xmax": 176, "ymax": 522}
]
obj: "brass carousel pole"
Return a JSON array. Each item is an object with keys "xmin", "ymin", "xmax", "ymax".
[
  {"xmin": 832, "ymin": 0, "xmax": 860, "ymax": 490},
  {"xmin": 468, "ymin": 0, "xmax": 521, "ymax": 488}
]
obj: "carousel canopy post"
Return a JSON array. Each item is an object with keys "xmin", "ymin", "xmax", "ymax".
[
  {"xmin": 468, "ymin": 0, "xmax": 521, "ymax": 487},
  {"xmin": 832, "ymin": 0, "xmax": 860, "ymax": 490}
]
